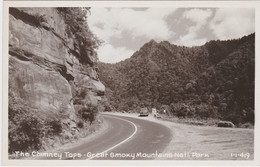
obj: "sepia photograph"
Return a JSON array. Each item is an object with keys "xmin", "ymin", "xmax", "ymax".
[{"xmin": 2, "ymin": 1, "xmax": 260, "ymax": 166}]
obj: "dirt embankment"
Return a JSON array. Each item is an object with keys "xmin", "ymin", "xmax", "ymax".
[{"xmin": 106, "ymin": 112, "xmax": 254, "ymax": 160}]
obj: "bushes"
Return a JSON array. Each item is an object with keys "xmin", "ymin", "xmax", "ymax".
[
  {"xmin": 171, "ymin": 103, "xmax": 194, "ymax": 118},
  {"xmin": 8, "ymin": 105, "xmax": 65, "ymax": 154},
  {"xmin": 77, "ymin": 122, "xmax": 84, "ymax": 128},
  {"xmin": 170, "ymin": 102, "xmax": 219, "ymax": 119},
  {"xmin": 56, "ymin": 7, "xmax": 101, "ymax": 65},
  {"xmin": 8, "ymin": 92, "xmax": 65, "ymax": 153},
  {"xmin": 9, "ymin": 109, "xmax": 44, "ymax": 153},
  {"xmin": 48, "ymin": 120, "xmax": 63, "ymax": 134},
  {"xmin": 8, "ymin": 94, "xmax": 44, "ymax": 153},
  {"xmin": 78, "ymin": 105, "xmax": 98, "ymax": 124}
]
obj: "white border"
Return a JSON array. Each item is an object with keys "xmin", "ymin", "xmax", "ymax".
[{"xmin": 2, "ymin": 1, "xmax": 260, "ymax": 166}]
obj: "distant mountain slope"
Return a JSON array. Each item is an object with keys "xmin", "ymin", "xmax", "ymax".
[{"xmin": 98, "ymin": 33, "xmax": 255, "ymax": 125}]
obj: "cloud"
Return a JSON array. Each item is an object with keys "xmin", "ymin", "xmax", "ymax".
[
  {"xmin": 177, "ymin": 33, "xmax": 208, "ymax": 47},
  {"xmin": 210, "ymin": 8, "xmax": 255, "ymax": 40},
  {"xmin": 176, "ymin": 9, "xmax": 212, "ymax": 46},
  {"xmin": 88, "ymin": 8, "xmax": 177, "ymax": 42},
  {"xmin": 88, "ymin": 7, "xmax": 177, "ymax": 63},
  {"xmin": 183, "ymin": 8, "xmax": 212, "ymax": 25},
  {"xmin": 97, "ymin": 44, "xmax": 135, "ymax": 63}
]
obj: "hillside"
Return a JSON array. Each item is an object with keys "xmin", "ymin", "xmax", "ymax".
[{"xmin": 98, "ymin": 33, "xmax": 255, "ymax": 126}]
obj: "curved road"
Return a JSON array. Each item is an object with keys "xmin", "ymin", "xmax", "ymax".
[{"xmin": 41, "ymin": 113, "xmax": 172, "ymax": 160}]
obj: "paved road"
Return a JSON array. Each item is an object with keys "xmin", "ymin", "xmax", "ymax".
[{"xmin": 40, "ymin": 114, "xmax": 172, "ymax": 160}]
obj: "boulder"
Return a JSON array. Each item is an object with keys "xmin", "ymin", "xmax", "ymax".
[
  {"xmin": 217, "ymin": 121, "xmax": 235, "ymax": 128},
  {"xmin": 87, "ymin": 80, "xmax": 105, "ymax": 95}
]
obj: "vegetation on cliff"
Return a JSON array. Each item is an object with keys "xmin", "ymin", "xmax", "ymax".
[
  {"xmin": 8, "ymin": 7, "xmax": 103, "ymax": 155},
  {"xmin": 56, "ymin": 7, "xmax": 102, "ymax": 65},
  {"xmin": 98, "ymin": 33, "xmax": 255, "ymax": 126}
]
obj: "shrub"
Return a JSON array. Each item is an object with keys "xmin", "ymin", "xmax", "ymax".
[
  {"xmin": 9, "ymin": 112, "xmax": 43, "ymax": 153},
  {"xmin": 239, "ymin": 122, "xmax": 254, "ymax": 129},
  {"xmin": 8, "ymin": 92, "xmax": 45, "ymax": 153},
  {"xmin": 77, "ymin": 122, "xmax": 84, "ymax": 128},
  {"xmin": 78, "ymin": 105, "xmax": 98, "ymax": 124},
  {"xmin": 171, "ymin": 103, "xmax": 194, "ymax": 118},
  {"xmin": 48, "ymin": 120, "xmax": 63, "ymax": 134}
]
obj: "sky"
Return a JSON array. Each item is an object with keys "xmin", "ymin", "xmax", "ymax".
[{"xmin": 88, "ymin": 8, "xmax": 255, "ymax": 63}]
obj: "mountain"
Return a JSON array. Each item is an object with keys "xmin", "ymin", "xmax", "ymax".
[{"xmin": 98, "ymin": 33, "xmax": 255, "ymax": 126}]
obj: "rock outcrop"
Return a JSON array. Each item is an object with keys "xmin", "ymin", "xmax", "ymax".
[{"xmin": 8, "ymin": 7, "xmax": 105, "ymax": 152}]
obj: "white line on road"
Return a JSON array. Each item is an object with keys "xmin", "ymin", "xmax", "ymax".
[{"xmin": 86, "ymin": 115, "xmax": 138, "ymax": 160}]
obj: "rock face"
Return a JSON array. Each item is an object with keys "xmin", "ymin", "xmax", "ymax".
[{"xmin": 9, "ymin": 8, "xmax": 105, "ymax": 138}]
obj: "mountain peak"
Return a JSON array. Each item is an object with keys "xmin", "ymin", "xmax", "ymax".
[
  {"xmin": 141, "ymin": 39, "xmax": 158, "ymax": 49},
  {"xmin": 148, "ymin": 39, "xmax": 157, "ymax": 44}
]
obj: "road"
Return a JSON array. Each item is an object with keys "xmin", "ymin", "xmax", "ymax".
[
  {"xmin": 40, "ymin": 113, "xmax": 172, "ymax": 160},
  {"xmin": 29, "ymin": 112, "xmax": 254, "ymax": 160}
]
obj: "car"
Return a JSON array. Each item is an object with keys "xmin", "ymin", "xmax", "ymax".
[{"xmin": 139, "ymin": 107, "xmax": 149, "ymax": 117}]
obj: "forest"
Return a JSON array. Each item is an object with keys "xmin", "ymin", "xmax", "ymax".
[{"xmin": 98, "ymin": 33, "xmax": 255, "ymax": 126}]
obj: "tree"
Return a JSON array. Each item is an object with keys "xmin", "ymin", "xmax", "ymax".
[{"xmin": 56, "ymin": 7, "xmax": 102, "ymax": 65}]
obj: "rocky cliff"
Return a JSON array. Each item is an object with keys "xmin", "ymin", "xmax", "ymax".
[{"xmin": 8, "ymin": 7, "xmax": 105, "ymax": 153}]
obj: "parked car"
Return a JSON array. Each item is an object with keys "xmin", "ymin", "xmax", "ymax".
[{"xmin": 139, "ymin": 107, "xmax": 149, "ymax": 117}]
